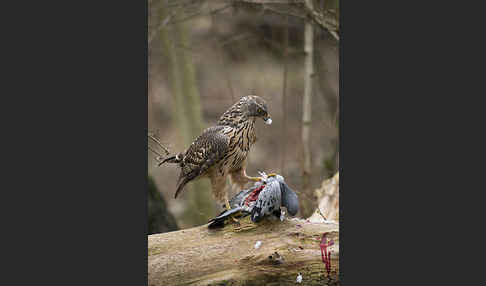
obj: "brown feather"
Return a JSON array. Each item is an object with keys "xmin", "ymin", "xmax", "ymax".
[{"xmin": 162, "ymin": 95, "xmax": 270, "ymax": 204}]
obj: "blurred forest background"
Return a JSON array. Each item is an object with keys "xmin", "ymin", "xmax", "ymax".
[{"xmin": 148, "ymin": 0, "xmax": 339, "ymax": 233}]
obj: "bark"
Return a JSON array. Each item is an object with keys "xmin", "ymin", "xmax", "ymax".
[{"xmin": 148, "ymin": 216, "xmax": 339, "ymax": 286}]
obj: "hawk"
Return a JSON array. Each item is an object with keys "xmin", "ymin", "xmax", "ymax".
[{"xmin": 161, "ymin": 95, "xmax": 273, "ymax": 210}]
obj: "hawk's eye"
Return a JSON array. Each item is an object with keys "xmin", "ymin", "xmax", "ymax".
[{"xmin": 257, "ymin": 107, "xmax": 263, "ymax": 114}]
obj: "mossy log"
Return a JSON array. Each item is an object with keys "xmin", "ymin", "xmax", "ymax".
[{"xmin": 148, "ymin": 216, "xmax": 339, "ymax": 285}]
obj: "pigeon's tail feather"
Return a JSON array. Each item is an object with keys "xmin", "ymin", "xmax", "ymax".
[
  {"xmin": 208, "ymin": 207, "xmax": 246, "ymax": 228},
  {"xmin": 280, "ymin": 182, "xmax": 299, "ymax": 216}
]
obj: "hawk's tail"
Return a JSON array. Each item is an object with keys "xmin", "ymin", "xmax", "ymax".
[{"xmin": 158, "ymin": 153, "xmax": 183, "ymax": 166}]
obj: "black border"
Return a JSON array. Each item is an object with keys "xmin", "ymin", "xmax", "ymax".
[
  {"xmin": 5, "ymin": 0, "xmax": 482, "ymax": 284},
  {"xmin": 4, "ymin": 1, "xmax": 148, "ymax": 285}
]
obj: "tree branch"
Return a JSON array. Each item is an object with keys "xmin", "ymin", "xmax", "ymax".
[
  {"xmin": 148, "ymin": 2, "xmax": 233, "ymax": 47},
  {"xmin": 302, "ymin": 0, "xmax": 339, "ymax": 41},
  {"xmin": 228, "ymin": 0, "xmax": 339, "ymax": 41}
]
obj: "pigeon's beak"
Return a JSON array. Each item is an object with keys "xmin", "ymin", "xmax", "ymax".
[{"xmin": 263, "ymin": 114, "xmax": 272, "ymax": 125}]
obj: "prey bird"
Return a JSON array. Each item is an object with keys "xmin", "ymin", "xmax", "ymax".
[
  {"xmin": 160, "ymin": 95, "xmax": 273, "ymax": 211},
  {"xmin": 208, "ymin": 173, "xmax": 299, "ymax": 228}
]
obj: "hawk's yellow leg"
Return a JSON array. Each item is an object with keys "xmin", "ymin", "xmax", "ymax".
[
  {"xmin": 225, "ymin": 197, "xmax": 240, "ymax": 223},
  {"xmin": 247, "ymin": 173, "xmax": 278, "ymax": 182},
  {"xmin": 225, "ymin": 198, "xmax": 232, "ymax": 210}
]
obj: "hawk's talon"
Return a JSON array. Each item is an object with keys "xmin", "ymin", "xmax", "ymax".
[
  {"xmin": 248, "ymin": 173, "xmax": 277, "ymax": 182},
  {"xmin": 248, "ymin": 176, "xmax": 264, "ymax": 182},
  {"xmin": 225, "ymin": 198, "xmax": 232, "ymax": 211},
  {"xmin": 224, "ymin": 198, "xmax": 240, "ymax": 223}
]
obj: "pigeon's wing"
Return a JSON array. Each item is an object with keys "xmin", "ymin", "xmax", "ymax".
[
  {"xmin": 250, "ymin": 179, "xmax": 282, "ymax": 222},
  {"xmin": 228, "ymin": 187, "xmax": 254, "ymax": 208},
  {"xmin": 279, "ymin": 181, "xmax": 299, "ymax": 216}
]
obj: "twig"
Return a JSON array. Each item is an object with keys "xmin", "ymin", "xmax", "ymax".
[
  {"xmin": 148, "ymin": 133, "xmax": 170, "ymax": 155},
  {"xmin": 161, "ymin": 0, "xmax": 204, "ymax": 28},
  {"xmin": 263, "ymin": 6, "xmax": 306, "ymax": 20},
  {"xmin": 165, "ymin": 4, "xmax": 232, "ymax": 27},
  {"xmin": 229, "ymin": 0, "xmax": 339, "ymax": 41},
  {"xmin": 149, "ymin": 3, "xmax": 233, "ymax": 47},
  {"xmin": 148, "ymin": 146, "xmax": 165, "ymax": 164},
  {"xmin": 220, "ymin": 33, "xmax": 253, "ymax": 47},
  {"xmin": 302, "ymin": 0, "xmax": 339, "ymax": 41},
  {"xmin": 316, "ymin": 207, "xmax": 327, "ymax": 221}
]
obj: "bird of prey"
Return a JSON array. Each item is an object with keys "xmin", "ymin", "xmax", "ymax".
[
  {"xmin": 208, "ymin": 173, "xmax": 299, "ymax": 228},
  {"xmin": 161, "ymin": 95, "xmax": 273, "ymax": 210}
]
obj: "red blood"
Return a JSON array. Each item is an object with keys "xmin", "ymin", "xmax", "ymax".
[
  {"xmin": 320, "ymin": 232, "xmax": 334, "ymax": 276},
  {"xmin": 244, "ymin": 184, "xmax": 265, "ymax": 205}
]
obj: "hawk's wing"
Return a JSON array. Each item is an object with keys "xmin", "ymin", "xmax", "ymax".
[{"xmin": 175, "ymin": 126, "xmax": 231, "ymax": 198}]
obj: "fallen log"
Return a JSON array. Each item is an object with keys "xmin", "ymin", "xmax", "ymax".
[{"xmin": 148, "ymin": 215, "xmax": 339, "ymax": 285}]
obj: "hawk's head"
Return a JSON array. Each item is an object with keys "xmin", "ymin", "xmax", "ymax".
[
  {"xmin": 218, "ymin": 95, "xmax": 272, "ymax": 127},
  {"xmin": 241, "ymin": 95, "xmax": 272, "ymax": 125}
]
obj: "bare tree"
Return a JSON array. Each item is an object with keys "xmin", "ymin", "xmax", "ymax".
[
  {"xmin": 301, "ymin": 0, "xmax": 315, "ymax": 217},
  {"xmin": 159, "ymin": 1, "xmax": 215, "ymax": 227},
  {"xmin": 280, "ymin": 15, "xmax": 289, "ymax": 176}
]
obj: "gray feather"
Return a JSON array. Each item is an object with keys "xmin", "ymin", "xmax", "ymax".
[
  {"xmin": 229, "ymin": 188, "xmax": 253, "ymax": 208},
  {"xmin": 208, "ymin": 174, "xmax": 300, "ymax": 227},
  {"xmin": 251, "ymin": 179, "xmax": 281, "ymax": 222},
  {"xmin": 280, "ymin": 181, "xmax": 299, "ymax": 216}
]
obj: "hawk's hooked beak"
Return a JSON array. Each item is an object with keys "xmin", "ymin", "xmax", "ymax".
[{"xmin": 263, "ymin": 114, "xmax": 272, "ymax": 125}]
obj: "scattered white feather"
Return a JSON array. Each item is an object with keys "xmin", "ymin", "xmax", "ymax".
[
  {"xmin": 254, "ymin": 241, "xmax": 262, "ymax": 249},
  {"xmin": 265, "ymin": 118, "xmax": 272, "ymax": 125},
  {"xmin": 296, "ymin": 273, "xmax": 302, "ymax": 283},
  {"xmin": 280, "ymin": 210, "xmax": 286, "ymax": 221}
]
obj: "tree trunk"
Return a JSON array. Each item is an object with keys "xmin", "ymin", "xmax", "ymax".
[
  {"xmin": 280, "ymin": 15, "xmax": 289, "ymax": 177},
  {"xmin": 159, "ymin": 1, "xmax": 216, "ymax": 227},
  {"xmin": 148, "ymin": 216, "xmax": 339, "ymax": 286},
  {"xmin": 301, "ymin": 0, "xmax": 315, "ymax": 218}
]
